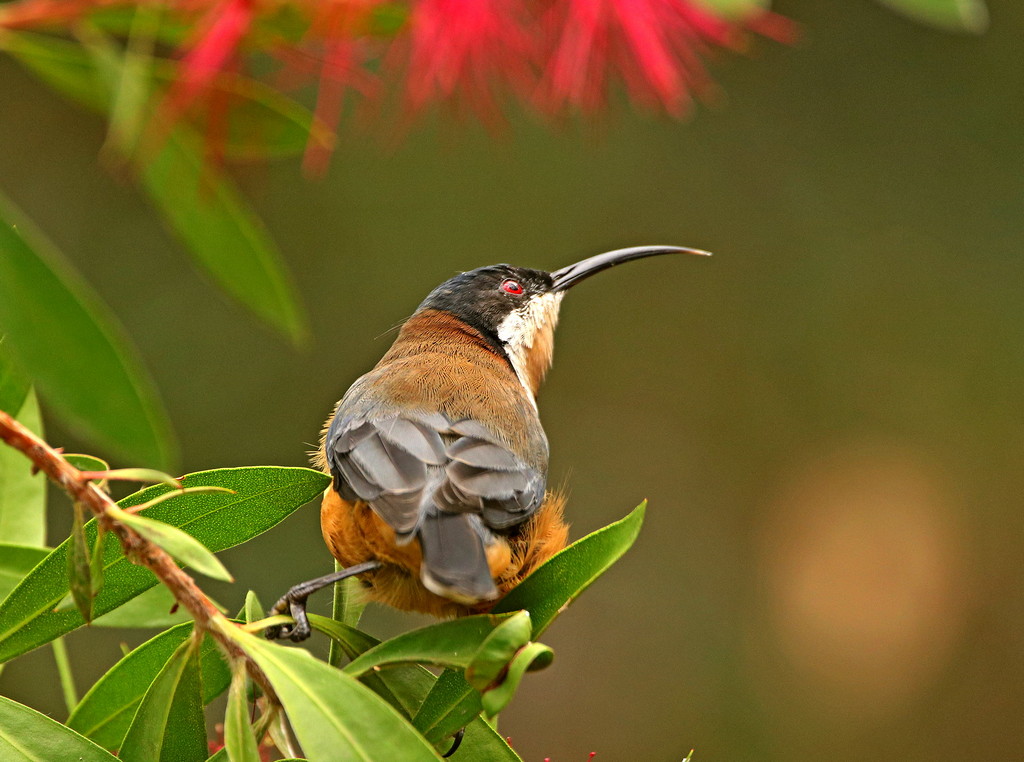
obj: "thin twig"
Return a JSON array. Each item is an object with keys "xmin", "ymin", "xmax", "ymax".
[{"xmin": 0, "ymin": 409, "xmax": 276, "ymax": 700}]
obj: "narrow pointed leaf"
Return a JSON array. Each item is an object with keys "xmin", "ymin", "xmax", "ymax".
[
  {"xmin": 4, "ymin": 31, "xmax": 309, "ymax": 345},
  {"xmin": 413, "ymin": 671, "xmax": 486, "ymax": 744},
  {"xmin": 414, "ymin": 504, "xmax": 646, "ymax": 742},
  {"xmin": 243, "ymin": 590, "xmax": 265, "ymax": 624},
  {"xmin": 107, "ymin": 504, "xmax": 233, "ymax": 582},
  {"xmin": 479, "ymin": 642, "xmax": 553, "ymax": 718},
  {"xmin": 0, "ymin": 190, "xmax": 175, "ymax": 467},
  {"xmin": 309, "ymin": 616, "xmax": 415, "ymax": 715},
  {"xmin": 874, "ymin": 0, "xmax": 988, "ymax": 32},
  {"xmin": 224, "ymin": 662, "xmax": 261, "ymax": 762},
  {"xmin": 309, "ymin": 615, "xmax": 378, "ymax": 663},
  {"xmin": 463, "ymin": 612, "xmax": 532, "ymax": 691},
  {"xmin": 307, "ymin": 616, "xmax": 520, "ymax": 760},
  {"xmin": 328, "ymin": 561, "xmax": 367, "ymax": 667},
  {"xmin": 0, "ymin": 388, "xmax": 46, "ymax": 547},
  {"xmin": 118, "ymin": 636, "xmax": 207, "ymax": 762},
  {"xmin": 0, "ymin": 695, "xmax": 118, "ymax": 761},
  {"xmin": 64, "ymin": 454, "xmax": 111, "ymax": 473},
  {"xmin": 228, "ymin": 629, "xmax": 441, "ymax": 761},
  {"xmin": 343, "ymin": 614, "xmax": 519, "ymax": 678},
  {"xmin": 0, "ymin": 544, "xmax": 48, "ymax": 602},
  {"xmin": 68, "ymin": 501, "xmax": 94, "ymax": 623},
  {"xmin": 5, "ymin": 30, "xmax": 319, "ymax": 161},
  {"xmin": 0, "ymin": 31, "xmax": 108, "ymax": 109},
  {"xmin": 101, "ymin": 2, "xmax": 160, "ymax": 158},
  {"xmin": 0, "ymin": 466, "xmax": 329, "ymax": 663},
  {"xmin": 68, "ymin": 624, "xmax": 230, "ymax": 750},
  {"xmin": 141, "ymin": 131, "xmax": 309, "ymax": 345},
  {"xmin": 91, "ymin": 584, "xmax": 189, "ymax": 628},
  {"xmin": 0, "ymin": 341, "xmax": 31, "ymax": 414},
  {"xmin": 494, "ymin": 502, "xmax": 647, "ymax": 635},
  {"xmin": 89, "ymin": 524, "xmax": 107, "ymax": 599}
]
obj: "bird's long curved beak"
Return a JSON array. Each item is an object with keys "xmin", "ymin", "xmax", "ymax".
[{"xmin": 550, "ymin": 245, "xmax": 711, "ymax": 292}]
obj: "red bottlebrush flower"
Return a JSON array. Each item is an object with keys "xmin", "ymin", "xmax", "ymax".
[
  {"xmin": 539, "ymin": 0, "xmax": 747, "ymax": 116},
  {"xmin": 398, "ymin": 0, "xmax": 539, "ymax": 120},
  {"xmin": 168, "ymin": 0, "xmax": 255, "ymax": 116},
  {"xmin": 296, "ymin": 1, "xmax": 383, "ymax": 174}
]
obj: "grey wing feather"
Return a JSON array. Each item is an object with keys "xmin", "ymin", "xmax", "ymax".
[{"xmin": 327, "ymin": 405, "xmax": 546, "ymax": 540}]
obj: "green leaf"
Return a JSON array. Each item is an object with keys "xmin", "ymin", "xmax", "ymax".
[
  {"xmin": 140, "ymin": 131, "xmax": 309, "ymax": 345},
  {"xmin": 873, "ymin": 0, "xmax": 989, "ymax": 33},
  {"xmin": 307, "ymin": 616, "xmax": 519, "ymax": 760},
  {"xmin": 478, "ymin": 642, "xmax": 552, "ymax": 718},
  {"xmin": 0, "ymin": 339, "xmax": 31, "ymax": 414},
  {"xmin": 3, "ymin": 31, "xmax": 310, "ymax": 345},
  {"xmin": 107, "ymin": 504, "xmax": 234, "ymax": 582},
  {"xmin": 0, "ymin": 694, "xmax": 119, "ymax": 761},
  {"xmin": 68, "ymin": 501, "xmax": 95, "ymax": 622},
  {"xmin": 0, "ymin": 466, "xmax": 329, "ymax": 663},
  {"xmin": 414, "ymin": 504, "xmax": 646, "ymax": 742},
  {"xmin": 243, "ymin": 590, "xmax": 265, "ymax": 625},
  {"xmin": 328, "ymin": 561, "xmax": 367, "ymax": 667},
  {"xmin": 343, "ymin": 614, "xmax": 520, "ymax": 678},
  {"xmin": 0, "ymin": 31, "xmax": 109, "ymax": 109},
  {"xmin": 91, "ymin": 583, "xmax": 189, "ymax": 629},
  {"xmin": 224, "ymin": 662, "xmax": 261, "ymax": 762},
  {"xmin": 118, "ymin": 636, "xmax": 208, "ymax": 762},
  {"xmin": 494, "ymin": 502, "xmax": 647, "ymax": 635},
  {"xmin": 0, "ymin": 544, "xmax": 48, "ymax": 603},
  {"xmin": 412, "ymin": 671, "xmax": 486, "ymax": 745},
  {"xmin": 63, "ymin": 453, "xmax": 111, "ymax": 473},
  {"xmin": 68, "ymin": 624, "xmax": 230, "ymax": 751},
  {"xmin": 228, "ymin": 628, "xmax": 441, "ymax": 761},
  {"xmin": 5, "ymin": 30, "xmax": 319, "ymax": 162},
  {"xmin": 216, "ymin": 76, "xmax": 324, "ymax": 161},
  {"xmin": 101, "ymin": 3, "xmax": 161, "ymax": 159},
  {"xmin": 309, "ymin": 615, "xmax": 378, "ymax": 664},
  {"xmin": 463, "ymin": 612, "xmax": 533, "ymax": 691},
  {"xmin": 0, "ymin": 388, "xmax": 46, "ymax": 547},
  {"xmin": 0, "ymin": 189, "xmax": 175, "ymax": 468}
]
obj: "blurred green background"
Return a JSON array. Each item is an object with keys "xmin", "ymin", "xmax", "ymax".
[{"xmin": 1, "ymin": 0, "xmax": 1022, "ymax": 759}]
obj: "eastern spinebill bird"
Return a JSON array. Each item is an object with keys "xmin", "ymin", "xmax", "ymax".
[{"xmin": 266, "ymin": 245, "xmax": 709, "ymax": 642}]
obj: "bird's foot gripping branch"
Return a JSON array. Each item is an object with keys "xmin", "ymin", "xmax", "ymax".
[{"xmin": 0, "ymin": 408, "xmax": 646, "ymax": 760}]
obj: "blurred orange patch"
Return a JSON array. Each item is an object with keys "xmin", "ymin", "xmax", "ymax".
[{"xmin": 758, "ymin": 442, "xmax": 971, "ymax": 717}]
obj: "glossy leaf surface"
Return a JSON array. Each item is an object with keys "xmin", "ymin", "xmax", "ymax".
[
  {"xmin": 0, "ymin": 467, "xmax": 328, "ymax": 663},
  {"xmin": 414, "ymin": 504, "xmax": 646, "ymax": 742},
  {"xmin": 231, "ymin": 629, "xmax": 441, "ymax": 761},
  {"xmin": 0, "ymin": 695, "xmax": 118, "ymax": 761},
  {"xmin": 118, "ymin": 636, "xmax": 207, "ymax": 762},
  {"xmin": 68, "ymin": 624, "xmax": 230, "ymax": 751}
]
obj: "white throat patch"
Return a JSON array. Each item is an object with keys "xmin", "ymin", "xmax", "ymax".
[{"xmin": 496, "ymin": 291, "xmax": 565, "ymax": 408}]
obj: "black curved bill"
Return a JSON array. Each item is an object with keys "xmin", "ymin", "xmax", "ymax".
[{"xmin": 550, "ymin": 245, "xmax": 711, "ymax": 292}]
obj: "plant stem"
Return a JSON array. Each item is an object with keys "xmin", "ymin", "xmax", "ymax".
[
  {"xmin": 327, "ymin": 560, "xmax": 367, "ymax": 668},
  {"xmin": 51, "ymin": 637, "xmax": 78, "ymax": 714},
  {"xmin": 0, "ymin": 409, "xmax": 275, "ymax": 701}
]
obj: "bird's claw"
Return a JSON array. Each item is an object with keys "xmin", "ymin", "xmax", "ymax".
[{"xmin": 263, "ymin": 595, "xmax": 312, "ymax": 642}]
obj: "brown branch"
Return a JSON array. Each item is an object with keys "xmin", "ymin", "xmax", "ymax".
[{"xmin": 0, "ymin": 408, "xmax": 275, "ymax": 700}]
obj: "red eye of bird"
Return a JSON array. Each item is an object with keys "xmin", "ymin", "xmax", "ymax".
[{"xmin": 500, "ymin": 279, "xmax": 525, "ymax": 295}]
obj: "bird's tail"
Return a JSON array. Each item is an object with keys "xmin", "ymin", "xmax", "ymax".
[{"xmin": 417, "ymin": 511, "xmax": 500, "ymax": 604}]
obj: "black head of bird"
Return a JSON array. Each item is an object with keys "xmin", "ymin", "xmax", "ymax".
[{"xmin": 267, "ymin": 245, "xmax": 709, "ymax": 641}]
